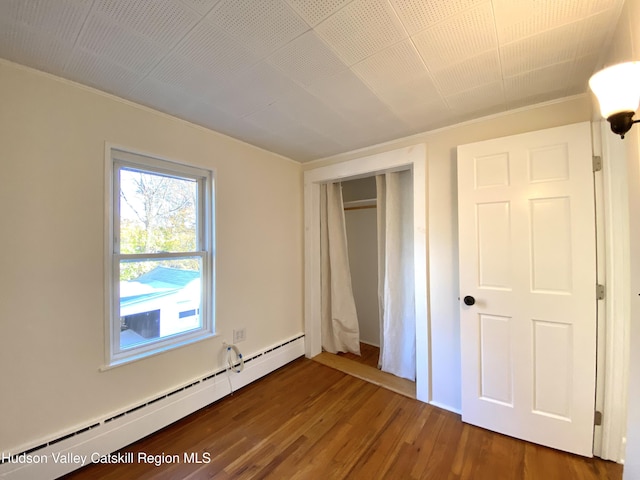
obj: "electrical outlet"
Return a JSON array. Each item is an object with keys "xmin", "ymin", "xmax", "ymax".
[{"xmin": 233, "ymin": 328, "xmax": 246, "ymax": 343}]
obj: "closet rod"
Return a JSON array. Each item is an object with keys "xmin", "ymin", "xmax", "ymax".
[
  {"xmin": 343, "ymin": 198, "xmax": 376, "ymax": 211},
  {"xmin": 344, "ymin": 205, "xmax": 377, "ymax": 211}
]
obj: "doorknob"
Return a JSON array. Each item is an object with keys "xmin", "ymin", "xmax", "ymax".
[{"xmin": 463, "ymin": 296, "xmax": 475, "ymax": 306}]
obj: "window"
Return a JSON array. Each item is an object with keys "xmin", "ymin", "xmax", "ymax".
[{"xmin": 106, "ymin": 147, "xmax": 215, "ymax": 366}]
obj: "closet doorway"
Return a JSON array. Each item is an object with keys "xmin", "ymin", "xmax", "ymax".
[
  {"xmin": 315, "ymin": 175, "xmax": 414, "ymax": 397},
  {"xmin": 343, "ymin": 176, "xmax": 379, "ymax": 355},
  {"xmin": 303, "ymin": 145, "xmax": 429, "ymax": 403}
]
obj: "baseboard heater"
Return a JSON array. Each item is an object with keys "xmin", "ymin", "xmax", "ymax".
[{"xmin": 0, "ymin": 334, "xmax": 305, "ymax": 480}]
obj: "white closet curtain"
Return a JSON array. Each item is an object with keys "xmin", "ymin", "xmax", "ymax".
[
  {"xmin": 376, "ymin": 171, "xmax": 415, "ymax": 380},
  {"xmin": 320, "ymin": 182, "xmax": 361, "ymax": 355}
]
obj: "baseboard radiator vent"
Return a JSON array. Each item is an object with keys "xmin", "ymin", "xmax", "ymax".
[{"xmin": 0, "ymin": 334, "xmax": 305, "ymax": 480}]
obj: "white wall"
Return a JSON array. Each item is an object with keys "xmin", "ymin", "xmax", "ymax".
[
  {"xmin": 304, "ymin": 96, "xmax": 592, "ymax": 412},
  {"xmin": 0, "ymin": 60, "xmax": 303, "ymax": 453},
  {"xmin": 345, "ymin": 207, "xmax": 379, "ymax": 346},
  {"xmin": 343, "ymin": 177, "xmax": 380, "ymax": 347},
  {"xmin": 603, "ymin": 1, "xmax": 640, "ymax": 477}
]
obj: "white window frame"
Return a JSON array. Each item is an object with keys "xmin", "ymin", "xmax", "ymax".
[{"xmin": 104, "ymin": 145, "xmax": 215, "ymax": 367}]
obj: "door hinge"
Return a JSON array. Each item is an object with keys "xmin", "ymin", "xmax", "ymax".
[
  {"xmin": 597, "ymin": 284, "xmax": 605, "ymax": 300},
  {"xmin": 595, "ymin": 410, "xmax": 603, "ymax": 426},
  {"xmin": 593, "ymin": 155, "xmax": 603, "ymax": 172}
]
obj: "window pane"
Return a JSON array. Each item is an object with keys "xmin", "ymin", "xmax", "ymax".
[
  {"xmin": 119, "ymin": 258, "xmax": 202, "ymax": 350},
  {"xmin": 119, "ymin": 168, "xmax": 197, "ymax": 254}
]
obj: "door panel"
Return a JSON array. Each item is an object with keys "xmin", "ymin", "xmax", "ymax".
[
  {"xmin": 457, "ymin": 122, "xmax": 596, "ymax": 457},
  {"xmin": 479, "ymin": 313, "xmax": 513, "ymax": 405},
  {"xmin": 477, "ymin": 202, "xmax": 511, "ymax": 289},
  {"xmin": 532, "ymin": 319, "xmax": 572, "ymax": 418},
  {"xmin": 530, "ymin": 196, "xmax": 573, "ymax": 293}
]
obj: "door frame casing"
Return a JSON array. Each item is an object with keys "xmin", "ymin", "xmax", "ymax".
[
  {"xmin": 303, "ymin": 144, "xmax": 429, "ymax": 402},
  {"xmin": 593, "ymin": 121, "xmax": 631, "ymax": 462}
]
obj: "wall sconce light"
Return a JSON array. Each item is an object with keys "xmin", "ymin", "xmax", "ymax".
[{"xmin": 589, "ymin": 61, "xmax": 640, "ymax": 139}]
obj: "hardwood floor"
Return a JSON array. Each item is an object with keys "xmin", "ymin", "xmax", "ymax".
[
  {"xmin": 314, "ymin": 351, "xmax": 416, "ymax": 398},
  {"xmin": 61, "ymin": 358, "xmax": 622, "ymax": 480},
  {"xmin": 336, "ymin": 342, "xmax": 380, "ymax": 368}
]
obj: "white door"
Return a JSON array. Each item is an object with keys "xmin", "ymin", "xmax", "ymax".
[{"xmin": 457, "ymin": 122, "xmax": 597, "ymax": 457}]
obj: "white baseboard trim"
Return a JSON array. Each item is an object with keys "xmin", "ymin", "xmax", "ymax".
[
  {"xmin": 429, "ymin": 401, "xmax": 462, "ymax": 416},
  {"xmin": 0, "ymin": 335, "xmax": 305, "ymax": 480}
]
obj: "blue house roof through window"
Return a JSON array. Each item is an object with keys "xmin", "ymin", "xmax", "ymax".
[{"xmin": 120, "ymin": 267, "xmax": 200, "ymax": 307}]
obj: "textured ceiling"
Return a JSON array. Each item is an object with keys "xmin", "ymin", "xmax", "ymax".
[{"xmin": 0, "ymin": 0, "xmax": 625, "ymax": 162}]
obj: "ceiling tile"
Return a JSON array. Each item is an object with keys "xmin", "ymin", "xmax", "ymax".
[
  {"xmin": 285, "ymin": 0, "xmax": 353, "ymax": 27},
  {"xmin": 567, "ymin": 53, "xmax": 600, "ymax": 93},
  {"xmin": 232, "ymin": 126, "xmax": 289, "ymax": 152},
  {"xmin": 208, "ymin": 88, "xmax": 265, "ymax": 119},
  {"xmin": 372, "ymin": 75, "xmax": 442, "ymax": 113},
  {"xmin": 147, "ymin": 54, "xmax": 227, "ymax": 101},
  {"xmin": 273, "ymin": 91, "xmax": 361, "ymax": 145},
  {"xmin": 0, "ymin": 19, "xmax": 73, "ymax": 76},
  {"xmin": 445, "ymin": 81, "xmax": 506, "ymax": 115},
  {"xmin": 302, "ymin": 81, "xmax": 411, "ymax": 145},
  {"xmin": 507, "ymin": 91, "xmax": 570, "ymax": 110},
  {"xmin": 209, "ymin": 62, "xmax": 303, "ymax": 117},
  {"xmin": 390, "ymin": 0, "xmax": 488, "ymax": 35},
  {"xmin": 255, "ymin": 123, "xmax": 345, "ymax": 161},
  {"xmin": 587, "ymin": 0, "xmax": 625, "ymax": 16},
  {"xmin": 207, "ymin": 0, "xmax": 309, "ymax": 57},
  {"xmin": 352, "ymin": 39, "xmax": 431, "ymax": 94},
  {"xmin": 75, "ymin": 13, "xmax": 165, "ymax": 73},
  {"xmin": 493, "ymin": 0, "xmax": 590, "ymax": 44},
  {"xmin": 240, "ymin": 88, "xmax": 381, "ymax": 150},
  {"xmin": 184, "ymin": 108, "xmax": 281, "ymax": 148},
  {"xmin": 292, "ymin": 145, "xmax": 347, "ymax": 161},
  {"xmin": 270, "ymin": 116, "xmax": 344, "ymax": 156},
  {"xmin": 180, "ymin": 100, "xmax": 245, "ymax": 134},
  {"xmin": 170, "ymin": 20, "xmax": 260, "ymax": 76},
  {"xmin": 504, "ymin": 61, "xmax": 573, "ymax": 104},
  {"xmin": 315, "ymin": 0, "xmax": 407, "ymax": 66},
  {"xmin": 307, "ymin": 68, "xmax": 397, "ymax": 118},
  {"xmin": 349, "ymin": 101, "xmax": 412, "ymax": 135},
  {"xmin": 574, "ymin": 8, "xmax": 621, "ymax": 58},
  {"xmin": 278, "ymin": 123, "xmax": 344, "ymax": 151},
  {"xmin": 180, "ymin": 0, "xmax": 220, "ymax": 16},
  {"xmin": 64, "ymin": 49, "xmax": 144, "ymax": 95},
  {"xmin": 270, "ymin": 140, "xmax": 344, "ymax": 163},
  {"xmin": 352, "ymin": 115, "xmax": 412, "ymax": 146},
  {"xmin": 391, "ymin": 96, "xmax": 453, "ymax": 130},
  {"xmin": 128, "ymin": 77, "xmax": 200, "ymax": 117},
  {"xmin": 412, "ymin": 2, "xmax": 497, "ymax": 71},
  {"xmin": 267, "ymin": 31, "xmax": 347, "ymax": 87},
  {"xmin": 494, "ymin": 0, "xmax": 626, "ymax": 45},
  {"xmin": 500, "ymin": 22, "xmax": 579, "ymax": 77},
  {"xmin": 0, "ymin": 0, "xmax": 92, "ymax": 44},
  {"xmin": 240, "ymin": 61, "xmax": 308, "ymax": 104},
  {"xmin": 431, "ymin": 50, "xmax": 501, "ymax": 96},
  {"xmin": 94, "ymin": 0, "xmax": 200, "ymax": 48},
  {"xmin": 243, "ymin": 103, "xmax": 300, "ymax": 135}
]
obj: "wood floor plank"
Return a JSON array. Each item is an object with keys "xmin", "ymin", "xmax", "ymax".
[
  {"xmin": 313, "ymin": 351, "xmax": 416, "ymax": 398},
  {"xmin": 60, "ymin": 358, "xmax": 623, "ymax": 480},
  {"xmin": 337, "ymin": 342, "xmax": 380, "ymax": 368}
]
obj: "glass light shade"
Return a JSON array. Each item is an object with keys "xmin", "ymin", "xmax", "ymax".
[{"xmin": 589, "ymin": 61, "xmax": 640, "ymax": 118}]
